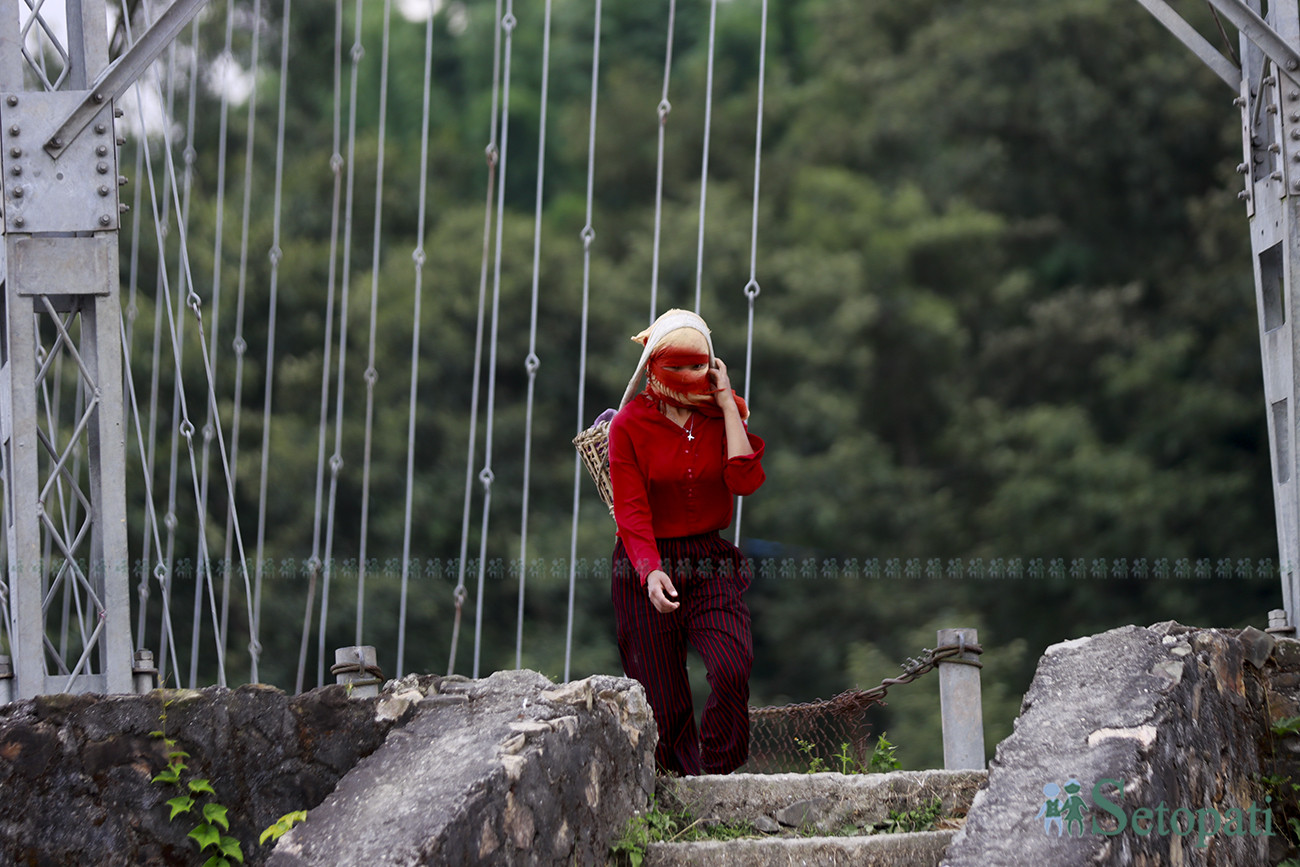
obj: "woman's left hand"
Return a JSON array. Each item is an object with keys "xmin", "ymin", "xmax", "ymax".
[{"xmin": 709, "ymin": 357, "xmax": 735, "ymax": 407}]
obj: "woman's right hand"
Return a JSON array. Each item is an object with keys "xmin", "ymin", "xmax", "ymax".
[{"xmin": 647, "ymin": 570, "xmax": 680, "ymax": 613}]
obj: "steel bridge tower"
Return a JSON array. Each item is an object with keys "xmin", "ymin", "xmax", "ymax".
[
  {"xmin": 0, "ymin": 0, "xmax": 204, "ymax": 698},
  {"xmin": 1137, "ymin": 0, "xmax": 1300, "ymax": 632}
]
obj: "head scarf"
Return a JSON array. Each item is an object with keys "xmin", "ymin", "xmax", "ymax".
[{"xmin": 619, "ymin": 308, "xmax": 749, "ymax": 419}]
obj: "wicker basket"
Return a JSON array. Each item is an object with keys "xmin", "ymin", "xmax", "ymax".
[{"xmin": 573, "ymin": 419, "xmax": 615, "ymax": 517}]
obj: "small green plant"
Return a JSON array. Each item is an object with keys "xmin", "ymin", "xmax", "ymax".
[
  {"xmin": 611, "ymin": 801, "xmax": 684, "ymax": 867},
  {"xmin": 149, "ymin": 691, "xmax": 244, "ymax": 867},
  {"xmin": 260, "ymin": 811, "xmax": 308, "ymax": 845},
  {"xmin": 831, "ymin": 742, "xmax": 861, "ymax": 775},
  {"xmin": 796, "ymin": 734, "xmax": 902, "ymax": 775},
  {"xmin": 795, "ymin": 737, "xmax": 829, "ymax": 774},
  {"xmin": 867, "ymin": 733, "xmax": 901, "ymax": 773},
  {"xmin": 876, "ymin": 797, "xmax": 944, "ymax": 834},
  {"xmin": 610, "ymin": 799, "xmax": 757, "ymax": 864},
  {"xmin": 1274, "ymin": 716, "xmax": 1300, "ymax": 737}
]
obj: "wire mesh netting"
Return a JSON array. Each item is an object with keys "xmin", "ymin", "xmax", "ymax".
[{"xmin": 745, "ymin": 691, "xmax": 881, "ymax": 774}]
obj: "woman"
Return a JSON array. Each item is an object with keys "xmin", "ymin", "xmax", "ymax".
[{"xmin": 608, "ymin": 308, "xmax": 766, "ymax": 776}]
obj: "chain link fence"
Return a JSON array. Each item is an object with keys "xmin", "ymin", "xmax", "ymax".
[{"xmin": 743, "ymin": 639, "xmax": 983, "ymax": 774}]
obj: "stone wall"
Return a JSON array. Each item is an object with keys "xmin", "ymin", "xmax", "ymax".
[
  {"xmin": 0, "ymin": 682, "xmax": 402, "ymax": 866},
  {"xmin": 0, "ymin": 670, "xmax": 654, "ymax": 866}
]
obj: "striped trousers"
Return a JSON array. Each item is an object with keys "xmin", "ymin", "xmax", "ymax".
[{"xmin": 611, "ymin": 532, "xmax": 753, "ymax": 776}]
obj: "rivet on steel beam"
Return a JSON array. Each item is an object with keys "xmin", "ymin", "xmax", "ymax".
[
  {"xmin": 1271, "ymin": 171, "xmax": 1283, "ymax": 180},
  {"xmin": 7, "ymin": 147, "xmax": 17, "ymax": 158},
  {"xmin": 99, "ymin": 214, "xmax": 112, "ymax": 226},
  {"xmin": 116, "ymin": 136, "xmax": 126, "ymax": 146},
  {"xmin": 1268, "ymin": 104, "xmax": 1279, "ymax": 114},
  {"xmin": 119, "ymin": 203, "xmax": 130, "ymax": 214},
  {"xmin": 96, "ymin": 145, "xmax": 108, "ymax": 156},
  {"xmin": 51, "ymin": 137, "xmax": 62, "ymax": 148},
  {"xmin": 118, "ymin": 175, "xmax": 128, "ymax": 186},
  {"xmin": 98, "ymin": 185, "xmax": 110, "ymax": 196},
  {"xmin": 11, "ymin": 186, "xmax": 21, "ymax": 198},
  {"xmin": 113, "ymin": 108, "xmax": 124, "ymax": 118},
  {"xmin": 1236, "ymin": 96, "xmax": 1248, "ymax": 107},
  {"xmin": 94, "ymin": 123, "xmax": 105, "ymax": 134},
  {"xmin": 9, "ymin": 166, "xmax": 18, "ymax": 176},
  {"xmin": 4, "ymin": 96, "xmax": 15, "ymax": 107},
  {"xmin": 1291, "ymin": 129, "xmax": 1300, "ymax": 140},
  {"xmin": 1238, "ymin": 162, "xmax": 1250, "ymax": 174},
  {"xmin": 92, "ymin": 92, "xmax": 104, "ymax": 104},
  {"xmin": 1266, "ymin": 76, "xmax": 1278, "ymax": 86},
  {"xmin": 7, "ymin": 125, "xmax": 18, "ymax": 136},
  {"xmin": 1240, "ymin": 190, "xmax": 1251, "ymax": 200},
  {"xmin": 97, "ymin": 162, "xmax": 108, "ymax": 174},
  {"xmin": 1289, "ymin": 59, "xmax": 1299, "ymax": 72},
  {"xmin": 12, "ymin": 217, "xmax": 22, "ymax": 227},
  {"xmin": 1291, "ymin": 90, "xmax": 1299, "ymax": 101},
  {"xmin": 1270, "ymin": 143, "xmax": 1282, "ymax": 153}
]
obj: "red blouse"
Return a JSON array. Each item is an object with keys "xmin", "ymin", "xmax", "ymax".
[{"xmin": 609, "ymin": 392, "xmax": 766, "ymax": 584}]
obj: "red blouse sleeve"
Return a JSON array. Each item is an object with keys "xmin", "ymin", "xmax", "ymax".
[
  {"xmin": 724, "ymin": 432, "xmax": 766, "ymax": 496},
  {"xmin": 609, "ymin": 412, "xmax": 661, "ymax": 584}
]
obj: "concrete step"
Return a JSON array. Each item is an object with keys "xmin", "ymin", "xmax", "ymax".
[
  {"xmin": 643, "ymin": 829, "xmax": 958, "ymax": 867},
  {"xmin": 637, "ymin": 769, "xmax": 986, "ymax": 867}
]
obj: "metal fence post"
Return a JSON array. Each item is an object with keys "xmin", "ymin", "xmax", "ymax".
[
  {"xmin": 332, "ymin": 646, "xmax": 383, "ymax": 698},
  {"xmin": 937, "ymin": 627, "xmax": 985, "ymax": 770}
]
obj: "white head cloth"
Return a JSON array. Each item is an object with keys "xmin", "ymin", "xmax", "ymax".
[{"xmin": 618, "ymin": 309, "xmax": 714, "ymax": 409}]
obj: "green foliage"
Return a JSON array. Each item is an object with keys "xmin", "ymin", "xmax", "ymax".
[
  {"xmin": 610, "ymin": 799, "xmax": 756, "ymax": 864},
  {"xmin": 794, "ymin": 738, "xmax": 829, "ymax": 774},
  {"xmin": 867, "ymin": 734, "xmax": 900, "ymax": 774},
  {"xmin": 149, "ymin": 692, "xmax": 245, "ymax": 866},
  {"xmin": 259, "ymin": 811, "xmax": 308, "ymax": 845},
  {"xmin": 794, "ymin": 734, "xmax": 899, "ymax": 775},
  {"xmin": 875, "ymin": 798, "xmax": 944, "ymax": 834},
  {"xmin": 1273, "ymin": 717, "xmax": 1300, "ymax": 737}
]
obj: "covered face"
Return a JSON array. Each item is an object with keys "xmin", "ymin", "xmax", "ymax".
[{"xmin": 647, "ymin": 327, "xmax": 714, "ymax": 401}]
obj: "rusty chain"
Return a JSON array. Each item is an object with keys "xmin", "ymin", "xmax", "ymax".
[{"xmin": 750, "ymin": 640, "xmax": 983, "ymax": 719}]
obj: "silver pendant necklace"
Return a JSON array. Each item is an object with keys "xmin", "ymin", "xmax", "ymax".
[{"xmin": 685, "ymin": 413, "xmax": 696, "ymax": 441}]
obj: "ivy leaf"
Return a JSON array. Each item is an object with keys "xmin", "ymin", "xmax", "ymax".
[
  {"xmin": 164, "ymin": 796, "xmax": 194, "ymax": 820},
  {"xmin": 188, "ymin": 778, "xmax": 217, "ymax": 796},
  {"xmin": 151, "ymin": 766, "xmax": 180, "ymax": 785},
  {"xmin": 203, "ymin": 803, "xmax": 230, "ymax": 831},
  {"xmin": 218, "ymin": 836, "xmax": 245, "ymax": 863},
  {"xmin": 148, "ymin": 730, "xmax": 165, "ymax": 738},
  {"xmin": 166, "ymin": 749, "xmax": 191, "ymax": 761},
  {"xmin": 188, "ymin": 822, "xmax": 221, "ymax": 851},
  {"xmin": 260, "ymin": 810, "xmax": 307, "ymax": 845},
  {"xmin": 200, "ymin": 858, "xmax": 230, "ymax": 867}
]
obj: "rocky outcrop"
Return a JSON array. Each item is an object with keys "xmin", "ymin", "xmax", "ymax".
[
  {"xmin": 267, "ymin": 669, "xmax": 655, "ymax": 866},
  {"xmin": 941, "ymin": 623, "xmax": 1273, "ymax": 867},
  {"xmin": 0, "ymin": 682, "xmax": 401, "ymax": 866},
  {"xmin": 0, "ymin": 670, "xmax": 655, "ymax": 867}
]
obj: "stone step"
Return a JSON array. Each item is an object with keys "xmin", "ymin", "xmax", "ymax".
[
  {"xmin": 632, "ymin": 770, "xmax": 986, "ymax": 867},
  {"xmin": 643, "ymin": 829, "xmax": 958, "ymax": 867},
  {"xmin": 657, "ymin": 769, "xmax": 986, "ymax": 832}
]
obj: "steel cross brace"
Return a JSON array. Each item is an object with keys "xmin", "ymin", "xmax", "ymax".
[{"xmin": 44, "ymin": 0, "xmax": 210, "ymax": 159}]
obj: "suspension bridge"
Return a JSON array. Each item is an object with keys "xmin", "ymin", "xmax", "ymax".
[{"xmin": 2, "ymin": 0, "xmax": 1300, "ymax": 712}]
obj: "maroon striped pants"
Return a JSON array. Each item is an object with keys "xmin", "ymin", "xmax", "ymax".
[{"xmin": 611, "ymin": 532, "xmax": 753, "ymax": 776}]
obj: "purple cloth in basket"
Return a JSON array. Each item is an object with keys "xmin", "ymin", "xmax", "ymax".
[{"xmin": 595, "ymin": 408, "xmax": 617, "ymax": 426}]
